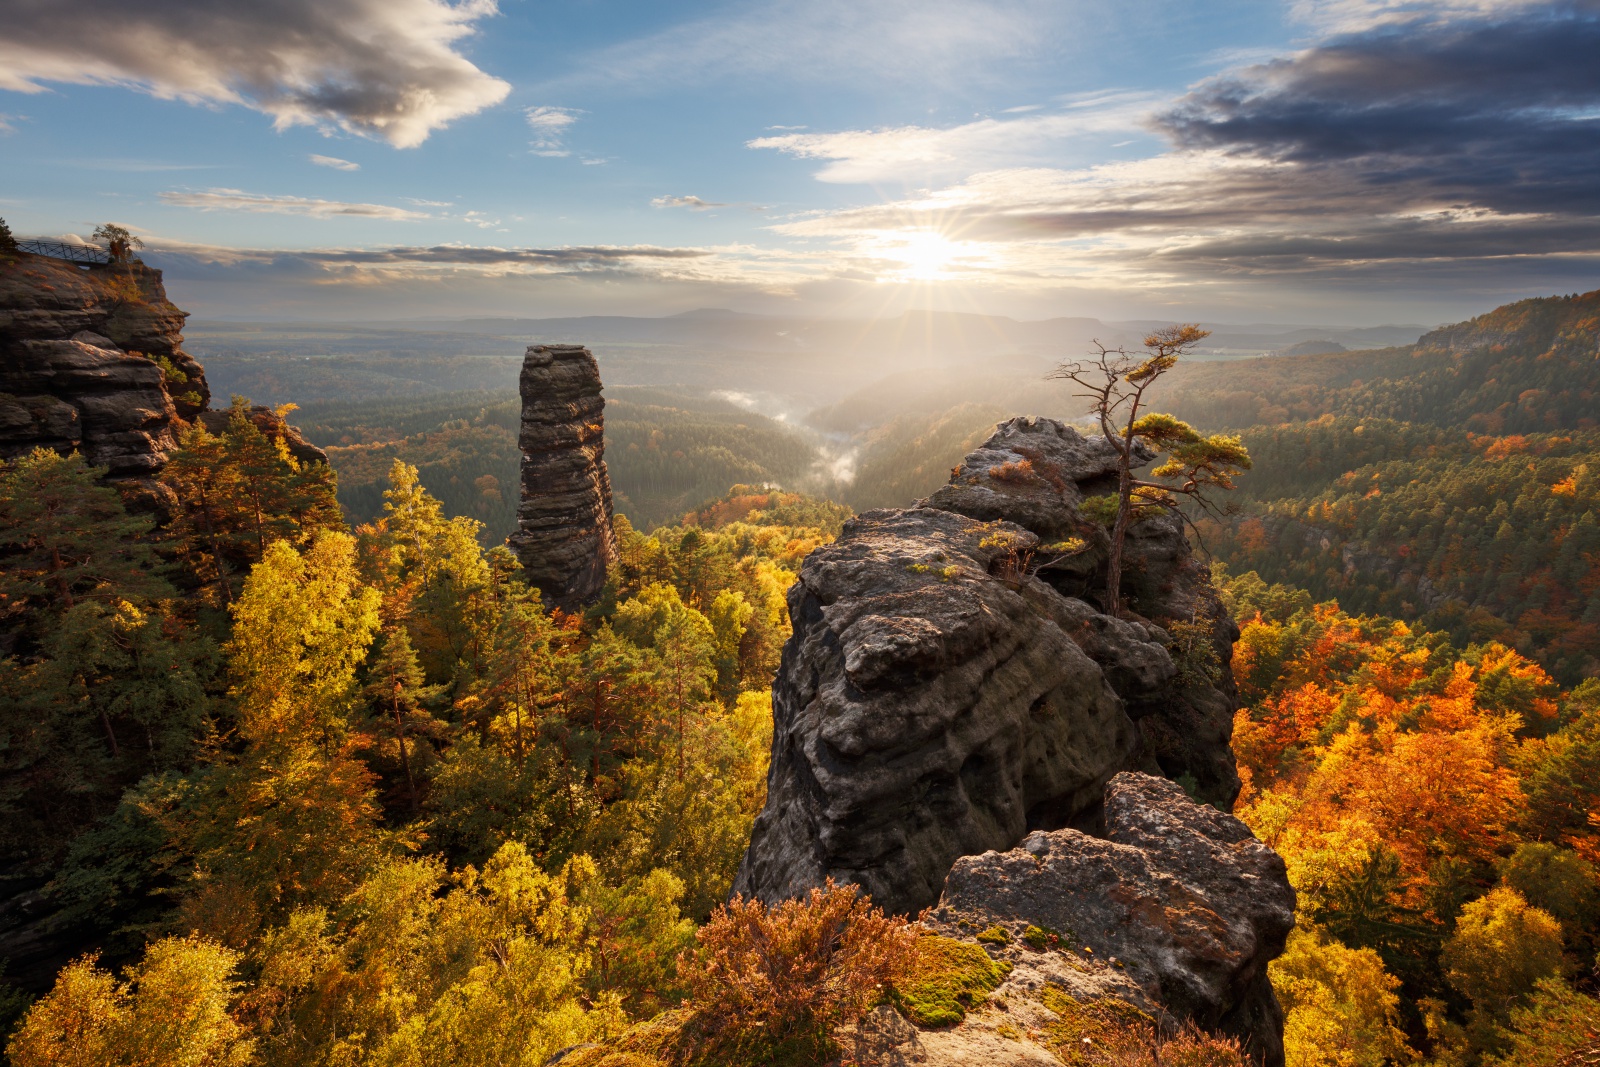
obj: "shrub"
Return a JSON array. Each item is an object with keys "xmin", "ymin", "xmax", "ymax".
[
  {"xmin": 988, "ymin": 458, "xmax": 1038, "ymax": 484},
  {"xmin": 1042, "ymin": 990, "xmax": 1245, "ymax": 1067},
  {"xmin": 678, "ymin": 880, "xmax": 916, "ymax": 1042}
]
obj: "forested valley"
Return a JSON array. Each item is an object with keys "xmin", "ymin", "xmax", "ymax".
[{"xmin": 1, "ymin": 289, "xmax": 1598, "ymax": 1067}]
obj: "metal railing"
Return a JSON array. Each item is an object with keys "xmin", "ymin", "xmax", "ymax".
[{"xmin": 15, "ymin": 239, "xmax": 126, "ymax": 266}]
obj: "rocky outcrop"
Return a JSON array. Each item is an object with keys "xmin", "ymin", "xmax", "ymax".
[
  {"xmin": 0, "ymin": 251, "xmax": 210, "ymax": 480},
  {"xmin": 929, "ymin": 773, "xmax": 1295, "ymax": 1065},
  {"xmin": 926, "ymin": 416, "xmax": 1242, "ymax": 802},
  {"xmin": 734, "ymin": 416, "xmax": 1244, "ymax": 918},
  {"xmin": 508, "ymin": 344, "xmax": 617, "ymax": 611}
]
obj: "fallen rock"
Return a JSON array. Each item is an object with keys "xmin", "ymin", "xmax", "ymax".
[
  {"xmin": 930, "ymin": 772, "xmax": 1295, "ymax": 1066},
  {"xmin": 507, "ymin": 343, "xmax": 618, "ymax": 611}
]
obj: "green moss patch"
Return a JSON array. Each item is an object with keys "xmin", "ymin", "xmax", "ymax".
[
  {"xmin": 1022, "ymin": 923, "xmax": 1076, "ymax": 951},
  {"xmin": 891, "ymin": 934, "xmax": 1011, "ymax": 1027},
  {"xmin": 976, "ymin": 925, "xmax": 1012, "ymax": 945}
]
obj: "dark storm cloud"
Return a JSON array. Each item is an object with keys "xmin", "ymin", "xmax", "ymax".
[
  {"xmin": 1158, "ymin": 1, "xmax": 1600, "ymax": 214},
  {"xmin": 0, "ymin": 0, "xmax": 509, "ymax": 147}
]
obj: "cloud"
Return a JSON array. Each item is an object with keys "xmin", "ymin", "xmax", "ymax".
[
  {"xmin": 755, "ymin": 2, "xmax": 1600, "ymax": 298},
  {"xmin": 525, "ymin": 105, "xmax": 580, "ymax": 156},
  {"xmin": 748, "ymin": 92, "xmax": 1157, "ymax": 183},
  {"xmin": 159, "ymin": 188, "xmax": 430, "ymax": 219},
  {"xmin": 652, "ymin": 195, "xmax": 729, "ymax": 211},
  {"xmin": 1155, "ymin": 4, "xmax": 1600, "ymax": 216},
  {"xmin": 0, "ymin": 0, "xmax": 509, "ymax": 148},
  {"xmin": 403, "ymin": 197, "xmax": 455, "ymax": 207},
  {"xmin": 0, "ymin": 114, "xmax": 17, "ymax": 134},
  {"xmin": 310, "ymin": 154, "xmax": 360, "ymax": 171}
]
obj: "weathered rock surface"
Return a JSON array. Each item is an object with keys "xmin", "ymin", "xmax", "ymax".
[
  {"xmin": 927, "ymin": 416, "xmax": 1242, "ymax": 802},
  {"xmin": 734, "ymin": 507, "xmax": 1139, "ymax": 915},
  {"xmin": 735, "ymin": 416, "xmax": 1244, "ymax": 917},
  {"xmin": 507, "ymin": 344, "xmax": 617, "ymax": 610},
  {"xmin": 931, "ymin": 773, "xmax": 1295, "ymax": 1065},
  {"xmin": 0, "ymin": 251, "xmax": 210, "ymax": 479}
]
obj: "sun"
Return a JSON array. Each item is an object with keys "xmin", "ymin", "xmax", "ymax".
[{"xmin": 879, "ymin": 230, "xmax": 968, "ymax": 281}]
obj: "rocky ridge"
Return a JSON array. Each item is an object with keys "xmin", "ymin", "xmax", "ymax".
[
  {"xmin": 735, "ymin": 415, "xmax": 1244, "ymax": 918},
  {"xmin": 508, "ymin": 343, "xmax": 618, "ymax": 610},
  {"xmin": 0, "ymin": 251, "xmax": 209, "ymax": 482}
]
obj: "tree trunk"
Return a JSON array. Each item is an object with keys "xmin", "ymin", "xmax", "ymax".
[
  {"xmin": 1106, "ymin": 460, "xmax": 1132, "ymax": 618},
  {"xmin": 393, "ymin": 692, "xmax": 417, "ymax": 811}
]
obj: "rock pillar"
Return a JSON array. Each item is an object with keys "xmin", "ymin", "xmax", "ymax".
[{"xmin": 507, "ymin": 344, "xmax": 617, "ymax": 610}]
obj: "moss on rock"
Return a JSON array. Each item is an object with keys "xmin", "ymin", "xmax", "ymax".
[{"xmin": 891, "ymin": 934, "xmax": 1011, "ymax": 1028}]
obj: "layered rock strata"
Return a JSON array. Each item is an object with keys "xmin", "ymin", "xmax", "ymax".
[
  {"xmin": 0, "ymin": 252, "xmax": 209, "ymax": 479},
  {"xmin": 734, "ymin": 416, "xmax": 1243, "ymax": 917},
  {"xmin": 508, "ymin": 344, "xmax": 617, "ymax": 611}
]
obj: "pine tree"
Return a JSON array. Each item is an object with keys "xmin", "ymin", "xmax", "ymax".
[
  {"xmin": 0, "ymin": 449, "xmax": 167, "ymax": 622},
  {"xmin": 363, "ymin": 626, "xmax": 441, "ymax": 810}
]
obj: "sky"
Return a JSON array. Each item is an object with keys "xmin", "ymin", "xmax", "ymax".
[{"xmin": 1, "ymin": 0, "xmax": 1597, "ymax": 325}]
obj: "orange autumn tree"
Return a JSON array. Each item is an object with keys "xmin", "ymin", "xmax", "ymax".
[{"xmin": 1217, "ymin": 567, "xmax": 1599, "ymax": 1066}]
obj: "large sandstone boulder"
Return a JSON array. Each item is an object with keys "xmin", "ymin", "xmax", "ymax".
[
  {"xmin": 930, "ymin": 773, "xmax": 1295, "ymax": 1066},
  {"xmin": 735, "ymin": 416, "xmax": 1244, "ymax": 918},
  {"xmin": 927, "ymin": 416, "xmax": 1242, "ymax": 803},
  {"xmin": 0, "ymin": 252, "xmax": 211, "ymax": 480},
  {"xmin": 507, "ymin": 344, "xmax": 618, "ymax": 611},
  {"xmin": 734, "ymin": 507, "xmax": 1139, "ymax": 916}
]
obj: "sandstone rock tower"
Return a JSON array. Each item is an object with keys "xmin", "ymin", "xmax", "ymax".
[{"xmin": 508, "ymin": 344, "xmax": 617, "ymax": 611}]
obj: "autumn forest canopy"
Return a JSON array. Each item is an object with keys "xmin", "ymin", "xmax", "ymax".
[{"xmin": 1, "ymin": 286, "xmax": 1599, "ymax": 1067}]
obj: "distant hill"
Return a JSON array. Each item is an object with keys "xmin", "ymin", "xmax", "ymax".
[{"xmin": 1154, "ymin": 289, "xmax": 1600, "ymax": 433}]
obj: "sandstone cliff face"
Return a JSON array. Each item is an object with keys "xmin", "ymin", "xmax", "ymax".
[
  {"xmin": 734, "ymin": 416, "xmax": 1243, "ymax": 918},
  {"xmin": 508, "ymin": 344, "xmax": 617, "ymax": 611},
  {"xmin": 927, "ymin": 416, "xmax": 1243, "ymax": 803},
  {"xmin": 0, "ymin": 252, "xmax": 210, "ymax": 479}
]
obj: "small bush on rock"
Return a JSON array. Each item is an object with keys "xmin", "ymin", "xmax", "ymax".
[{"xmin": 677, "ymin": 880, "xmax": 916, "ymax": 1045}]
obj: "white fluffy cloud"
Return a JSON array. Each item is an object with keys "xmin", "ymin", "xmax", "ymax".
[
  {"xmin": 652, "ymin": 195, "xmax": 728, "ymax": 211},
  {"xmin": 159, "ymin": 189, "xmax": 430, "ymax": 220},
  {"xmin": 0, "ymin": 0, "xmax": 509, "ymax": 148}
]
